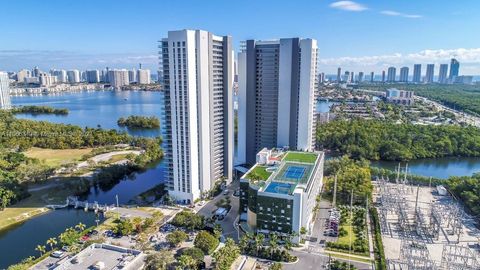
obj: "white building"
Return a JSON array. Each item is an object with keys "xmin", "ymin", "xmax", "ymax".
[
  {"xmin": 386, "ymin": 88, "xmax": 415, "ymax": 106},
  {"xmin": 16, "ymin": 69, "xmax": 31, "ymax": 83},
  {"xmin": 67, "ymin": 70, "xmax": 81, "ymax": 83},
  {"xmin": 39, "ymin": 74, "xmax": 57, "ymax": 86},
  {"xmin": 128, "ymin": 69, "xmax": 137, "ymax": 83},
  {"xmin": 137, "ymin": 69, "xmax": 151, "ymax": 84},
  {"xmin": 0, "ymin": 72, "xmax": 12, "ymax": 109},
  {"xmin": 51, "ymin": 70, "xmax": 67, "ymax": 83},
  {"xmin": 237, "ymin": 38, "xmax": 318, "ymax": 165},
  {"xmin": 159, "ymin": 29, "xmax": 234, "ymax": 204},
  {"xmin": 108, "ymin": 69, "xmax": 130, "ymax": 88}
]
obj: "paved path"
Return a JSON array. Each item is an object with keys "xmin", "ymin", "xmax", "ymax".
[{"xmin": 76, "ymin": 150, "xmax": 141, "ymax": 169}]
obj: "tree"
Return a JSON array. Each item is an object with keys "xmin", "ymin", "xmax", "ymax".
[
  {"xmin": 59, "ymin": 227, "xmax": 80, "ymax": 246},
  {"xmin": 0, "ymin": 187, "xmax": 15, "ymax": 211},
  {"xmin": 269, "ymin": 233, "xmax": 279, "ymax": 257},
  {"xmin": 166, "ymin": 230, "xmax": 188, "ymax": 247},
  {"xmin": 35, "ymin": 245, "xmax": 46, "ymax": 256},
  {"xmin": 144, "ymin": 250, "xmax": 174, "ymax": 270},
  {"xmin": 181, "ymin": 247, "xmax": 205, "ymax": 263},
  {"xmin": 254, "ymin": 233, "xmax": 265, "ymax": 256},
  {"xmin": 194, "ymin": 231, "xmax": 220, "ymax": 255},
  {"xmin": 46, "ymin": 237, "xmax": 57, "ymax": 251},
  {"xmin": 75, "ymin": 222, "xmax": 86, "ymax": 232},
  {"xmin": 270, "ymin": 262, "xmax": 283, "ymax": 270},
  {"xmin": 177, "ymin": 254, "xmax": 198, "ymax": 270},
  {"xmin": 213, "ymin": 224, "xmax": 223, "ymax": 239},
  {"xmin": 170, "ymin": 210, "xmax": 205, "ymax": 230},
  {"xmin": 112, "ymin": 218, "xmax": 134, "ymax": 236},
  {"xmin": 213, "ymin": 238, "xmax": 240, "ymax": 270}
]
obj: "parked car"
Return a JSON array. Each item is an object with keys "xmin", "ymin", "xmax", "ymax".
[{"xmin": 51, "ymin": 251, "xmax": 65, "ymax": 258}]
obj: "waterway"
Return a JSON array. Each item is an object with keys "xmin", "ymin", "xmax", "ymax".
[{"xmin": 1, "ymin": 93, "xmax": 479, "ymax": 268}]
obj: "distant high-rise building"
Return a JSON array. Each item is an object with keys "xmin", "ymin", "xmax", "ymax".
[
  {"xmin": 370, "ymin": 72, "xmax": 374, "ymax": 82},
  {"xmin": 438, "ymin": 64, "xmax": 448, "ymax": 84},
  {"xmin": 387, "ymin": 67, "xmax": 396, "ymax": 82},
  {"xmin": 86, "ymin": 70, "xmax": 100, "ymax": 83},
  {"xmin": 425, "ymin": 64, "xmax": 434, "ymax": 83},
  {"xmin": 413, "ymin": 64, "xmax": 422, "ymax": 83},
  {"xmin": 67, "ymin": 70, "xmax": 81, "ymax": 83},
  {"xmin": 382, "ymin": 70, "xmax": 386, "ymax": 82},
  {"xmin": 137, "ymin": 69, "xmax": 151, "ymax": 84},
  {"xmin": 33, "ymin": 66, "xmax": 40, "ymax": 77},
  {"xmin": 159, "ymin": 29, "xmax": 234, "ymax": 204},
  {"xmin": 51, "ymin": 70, "xmax": 67, "ymax": 83},
  {"xmin": 16, "ymin": 69, "xmax": 31, "ymax": 83},
  {"xmin": 0, "ymin": 72, "xmax": 11, "ymax": 109},
  {"xmin": 449, "ymin": 58, "xmax": 460, "ymax": 80},
  {"xmin": 108, "ymin": 69, "xmax": 129, "ymax": 88},
  {"xmin": 238, "ymin": 37, "xmax": 317, "ymax": 166},
  {"xmin": 318, "ymin": 72, "xmax": 325, "ymax": 83},
  {"xmin": 358, "ymin": 72, "xmax": 364, "ymax": 82},
  {"xmin": 350, "ymin": 71, "xmax": 355, "ymax": 83},
  {"xmin": 344, "ymin": 71, "xmax": 350, "ymax": 82},
  {"xmin": 39, "ymin": 74, "xmax": 57, "ymax": 86},
  {"xmin": 128, "ymin": 70, "xmax": 137, "ymax": 83},
  {"xmin": 337, "ymin": 67, "xmax": 341, "ymax": 82},
  {"xmin": 399, "ymin": 67, "xmax": 409, "ymax": 82}
]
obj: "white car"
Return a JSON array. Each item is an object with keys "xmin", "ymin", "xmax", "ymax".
[{"xmin": 51, "ymin": 251, "xmax": 65, "ymax": 258}]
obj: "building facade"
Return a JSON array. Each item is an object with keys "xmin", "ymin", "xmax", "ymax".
[
  {"xmin": 86, "ymin": 70, "xmax": 100, "ymax": 83},
  {"xmin": 438, "ymin": 64, "xmax": 448, "ymax": 84},
  {"xmin": 449, "ymin": 58, "xmax": 460, "ymax": 80},
  {"xmin": 387, "ymin": 67, "xmax": 396, "ymax": 82},
  {"xmin": 67, "ymin": 70, "xmax": 81, "ymax": 83},
  {"xmin": 0, "ymin": 72, "xmax": 12, "ymax": 109},
  {"xmin": 386, "ymin": 88, "xmax": 415, "ymax": 106},
  {"xmin": 137, "ymin": 69, "xmax": 151, "ymax": 84},
  {"xmin": 159, "ymin": 29, "xmax": 234, "ymax": 204},
  {"xmin": 399, "ymin": 67, "xmax": 409, "ymax": 82},
  {"xmin": 239, "ymin": 149, "xmax": 324, "ymax": 240},
  {"xmin": 425, "ymin": 64, "xmax": 434, "ymax": 83},
  {"xmin": 237, "ymin": 38, "xmax": 318, "ymax": 165},
  {"xmin": 108, "ymin": 69, "xmax": 129, "ymax": 88},
  {"xmin": 412, "ymin": 64, "xmax": 422, "ymax": 83}
]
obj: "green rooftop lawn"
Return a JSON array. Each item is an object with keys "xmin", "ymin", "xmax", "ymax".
[
  {"xmin": 246, "ymin": 165, "xmax": 272, "ymax": 181},
  {"xmin": 283, "ymin": 152, "xmax": 317, "ymax": 163}
]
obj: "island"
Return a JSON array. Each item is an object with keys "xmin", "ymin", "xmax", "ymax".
[
  {"xmin": 117, "ymin": 115, "xmax": 160, "ymax": 129},
  {"xmin": 12, "ymin": 105, "xmax": 69, "ymax": 115}
]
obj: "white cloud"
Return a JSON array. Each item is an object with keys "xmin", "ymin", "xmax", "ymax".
[
  {"xmin": 329, "ymin": 1, "xmax": 367, "ymax": 12},
  {"xmin": 380, "ymin": 10, "xmax": 423, "ymax": 19},
  {"xmin": 319, "ymin": 48, "xmax": 480, "ymax": 74}
]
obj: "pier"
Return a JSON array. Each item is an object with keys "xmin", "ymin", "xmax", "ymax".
[{"xmin": 46, "ymin": 196, "xmax": 112, "ymax": 213}]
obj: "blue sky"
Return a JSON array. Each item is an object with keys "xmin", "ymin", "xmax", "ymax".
[{"xmin": 0, "ymin": 0, "xmax": 479, "ymax": 74}]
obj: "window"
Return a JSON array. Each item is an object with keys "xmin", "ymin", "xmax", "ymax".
[
  {"xmin": 267, "ymin": 208, "xmax": 271, "ymax": 212},
  {"xmin": 259, "ymin": 206, "xmax": 263, "ymax": 211},
  {"xmin": 287, "ymin": 205, "xmax": 291, "ymax": 209},
  {"xmin": 281, "ymin": 209, "xmax": 285, "ymax": 214},
  {"xmin": 278, "ymin": 226, "xmax": 282, "ymax": 231}
]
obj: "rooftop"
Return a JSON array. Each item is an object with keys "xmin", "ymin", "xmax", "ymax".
[
  {"xmin": 53, "ymin": 243, "xmax": 143, "ymax": 270},
  {"xmin": 242, "ymin": 150, "xmax": 320, "ymax": 195}
]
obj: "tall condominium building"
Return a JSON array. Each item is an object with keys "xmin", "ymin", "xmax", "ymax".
[
  {"xmin": 108, "ymin": 69, "xmax": 130, "ymax": 88},
  {"xmin": 318, "ymin": 72, "xmax": 325, "ymax": 84},
  {"xmin": 387, "ymin": 67, "xmax": 396, "ymax": 82},
  {"xmin": 350, "ymin": 71, "xmax": 355, "ymax": 83},
  {"xmin": 237, "ymin": 38, "xmax": 318, "ymax": 165},
  {"xmin": 382, "ymin": 70, "xmax": 386, "ymax": 82},
  {"xmin": 159, "ymin": 29, "xmax": 234, "ymax": 204},
  {"xmin": 137, "ymin": 69, "xmax": 151, "ymax": 84},
  {"xmin": 413, "ymin": 64, "xmax": 422, "ymax": 83},
  {"xmin": 337, "ymin": 67, "xmax": 341, "ymax": 82},
  {"xmin": 128, "ymin": 70, "xmax": 137, "ymax": 83},
  {"xmin": 370, "ymin": 72, "xmax": 374, "ymax": 82},
  {"xmin": 425, "ymin": 64, "xmax": 434, "ymax": 83},
  {"xmin": 399, "ymin": 67, "xmax": 409, "ymax": 82},
  {"xmin": 449, "ymin": 58, "xmax": 460, "ymax": 80},
  {"xmin": 52, "ymin": 70, "xmax": 67, "ymax": 83},
  {"xmin": 438, "ymin": 64, "xmax": 448, "ymax": 84},
  {"xmin": 16, "ymin": 69, "xmax": 31, "ymax": 83},
  {"xmin": 0, "ymin": 72, "xmax": 12, "ymax": 109},
  {"xmin": 358, "ymin": 72, "xmax": 364, "ymax": 82},
  {"xmin": 67, "ymin": 70, "xmax": 81, "ymax": 83},
  {"xmin": 343, "ymin": 71, "xmax": 350, "ymax": 83},
  {"xmin": 39, "ymin": 74, "xmax": 57, "ymax": 86},
  {"xmin": 86, "ymin": 70, "xmax": 100, "ymax": 83}
]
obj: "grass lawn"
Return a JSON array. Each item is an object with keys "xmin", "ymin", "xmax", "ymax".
[
  {"xmin": 324, "ymin": 251, "xmax": 373, "ymax": 263},
  {"xmin": 24, "ymin": 147, "xmax": 94, "ymax": 167},
  {"xmin": 107, "ymin": 153, "xmax": 131, "ymax": 163},
  {"xmin": 284, "ymin": 152, "xmax": 317, "ymax": 163},
  {"xmin": 246, "ymin": 165, "xmax": 272, "ymax": 180},
  {"xmin": 338, "ymin": 222, "xmax": 357, "ymax": 246}
]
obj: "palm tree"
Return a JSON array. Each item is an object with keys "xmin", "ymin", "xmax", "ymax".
[
  {"xmin": 46, "ymin": 237, "xmax": 57, "ymax": 251},
  {"xmin": 145, "ymin": 250, "xmax": 174, "ymax": 270},
  {"xmin": 35, "ymin": 245, "xmax": 46, "ymax": 256},
  {"xmin": 75, "ymin": 222, "xmax": 86, "ymax": 232},
  {"xmin": 255, "ymin": 233, "xmax": 265, "ymax": 256},
  {"xmin": 178, "ymin": 254, "xmax": 197, "ymax": 270},
  {"xmin": 269, "ymin": 233, "xmax": 279, "ymax": 257}
]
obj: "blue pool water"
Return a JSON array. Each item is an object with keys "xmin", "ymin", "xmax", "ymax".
[
  {"xmin": 265, "ymin": 182, "xmax": 296, "ymax": 194},
  {"xmin": 283, "ymin": 166, "xmax": 306, "ymax": 180}
]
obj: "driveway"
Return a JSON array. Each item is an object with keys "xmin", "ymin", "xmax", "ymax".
[
  {"xmin": 285, "ymin": 250, "xmax": 372, "ymax": 270},
  {"xmin": 197, "ymin": 181, "xmax": 240, "ymax": 241}
]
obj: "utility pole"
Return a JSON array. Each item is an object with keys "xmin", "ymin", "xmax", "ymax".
[
  {"xmin": 333, "ymin": 175, "xmax": 338, "ymax": 208},
  {"xmin": 348, "ymin": 189, "xmax": 354, "ymax": 270}
]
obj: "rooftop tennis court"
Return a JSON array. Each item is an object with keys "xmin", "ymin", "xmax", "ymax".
[{"xmin": 273, "ymin": 162, "xmax": 313, "ymax": 185}]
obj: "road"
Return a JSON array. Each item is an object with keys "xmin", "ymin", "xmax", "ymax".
[
  {"xmin": 416, "ymin": 96, "xmax": 480, "ymax": 127},
  {"xmin": 197, "ymin": 180, "xmax": 240, "ymax": 241},
  {"xmin": 285, "ymin": 250, "xmax": 372, "ymax": 270}
]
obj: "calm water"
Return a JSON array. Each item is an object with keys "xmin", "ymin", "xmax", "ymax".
[
  {"xmin": 1, "ymin": 91, "xmax": 166, "ymax": 268},
  {"xmin": 12, "ymin": 91, "xmax": 163, "ymax": 137},
  {"xmin": 0, "ymin": 209, "xmax": 101, "ymax": 269},
  {"xmin": 371, "ymin": 157, "xmax": 480, "ymax": 179}
]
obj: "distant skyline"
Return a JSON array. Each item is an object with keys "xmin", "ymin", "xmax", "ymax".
[{"xmin": 0, "ymin": 0, "xmax": 479, "ymax": 74}]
